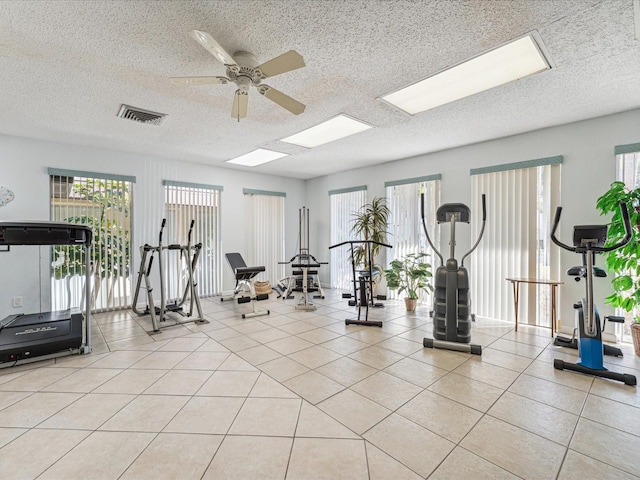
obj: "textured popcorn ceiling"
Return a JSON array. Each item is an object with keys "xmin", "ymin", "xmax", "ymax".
[{"xmin": 0, "ymin": 0, "xmax": 639, "ymax": 179}]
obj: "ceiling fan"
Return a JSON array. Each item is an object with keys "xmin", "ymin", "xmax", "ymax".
[{"xmin": 171, "ymin": 30, "xmax": 306, "ymax": 120}]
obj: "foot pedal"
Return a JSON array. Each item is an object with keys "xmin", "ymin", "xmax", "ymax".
[
  {"xmin": 166, "ymin": 304, "xmax": 183, "ymax": 313},
  {"xmin": 237, "ymin": 296, "xmax": 251, "ymax": 304}
]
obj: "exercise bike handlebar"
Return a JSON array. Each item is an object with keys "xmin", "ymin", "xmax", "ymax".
[
  {"xmin": 602, "ymin": 203, "xmax": 632, "ymax": 252},
  {"xmin": 328, "ymin": 240, "xmax": 392, "ymax": 250}
]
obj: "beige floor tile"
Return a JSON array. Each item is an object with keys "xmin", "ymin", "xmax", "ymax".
[
  {"xmin": 490, "ymin": 338, "xmax": 544, "ymax": 358},
  {"xmin": 250, "ymin": 373, "xmax": 299, "ymax": 398},
  {"xmin": 346, "ymin": 328, "xmax": 393, "ymax": 345},
  {"xmin": 130, "ymin": 351, "xmax": 191, "ymax": 369},
  {"xmin": 429, "ymin": 446, "xmax": 519, "ymax": 480},
  {"xmin": 163, "ymin": 396, "xmax": 244, "ymax": 434},
  {"xmin": 173, "ymin": 351, "xmax": 230, "ymax": 370},
  {"xmin": 570, "ymin": 418, "xmax": 640, "ymax": 475},
  {"xmin": 366, "ymin": 442, "xmax": 422, "ymax": 480},
  {"xmin": 0, "ymin": 367, "xmax": 77, "ymax": 391},
  {"xmin": 0, "ymin": 390, "xmax": 31, "ymax": 410},
  {"xmin": 230, "ymin": 320, "xmax": 272, "ymax": 335},
  {"xmin": 288, "ymin": 345, "xmax": 343, "ymax": 369},
  {"xmin": 259, "ymin": 356, "xmax": 310, "ymax": 382},
  {"xmin": 590, "ymin": 377, "xmax": 640, "ymax": 408},
  {"xmin": 38, "ymin": 431, "xmax": 155, "ymax": 480},
  {"xmin": 99, "ymin": 394, "xmax": 189, "ymax": 432},
  {"xmin": 38, "ymin": 393, "xmax": 135, "ymax": 430},
  {"xmin": 196, "ymin": 338, "xmax": 230, "ymax": 352},
  {"xmin": 101, "ymin": 325, "xmax": 148, "ymax": 343},
  {"xmin": 42, "ymin": 367, "xmax": 122, "ymax": 393},
  {"xmin": 410, "ymin": 348, "xmax": 469, "ymax": 371},
  {"xmin": 202, "ymin": 435, "xmax": 292, "ymax": 480},
  {"xmin": 364, "ymin": 413, "xmax": 455, "ymax": 478},
  {"xmin": 205, "ymin": 326, "xmax": 244, "ymax": 341},
  {"xmin": 92, "ymin": 369, "xmax": 167, "ymax": 394},
  {"xmin": 501, "ymin": 330, "xmax": 554, "ymax": 348},
  {"xmin": 318, "ymin": 388, "xmax": 391, "ymax": 435},
  {"xmin": 283, "ymin": 370, "xmax": 346, "ymax": 404},
  {"xmin": 121, "ymin": 433, "xmax": 223, "ymax": 480},
  {"xmin": 218, "ymin": 335, "xmax": 261, "ymax": 351},
  {"xmin": 0, "ymin": 392, "xmax": 82, "ymax": 427},
  {"xmin": 247, "ymin": 326, "xmax": 291, "ymax": 343},
  {"xmin": 316, "ymin": 357, "xmax": 377, "ymax": 387},
  {"xmin": 322, "ymin": 336, "xmax": 369, "ymax": 355},
  {"xmin": 0, "ymin": 369, "xmax": 30, "ymax": 385},
  {"xmin": 54, "ymin": 351, "xmax": 111, "ymax": 368},
  {"xmin": 398, "ymin": 327, "xmax": 430, "ymax": 343},
  {"xmin": 582, "ymin": 394, "xmax": 640, "ymax": 438},
  {"xmin": 488, "ymin": 391, "xmax": 578, "ymax": 445},
  {"xmin": 86, "ymin": 350, "xmax": 151, "ymax": 369},
  {"xmin": 478, "ymin": 347, "xmax": 534, "ymax": 372},
  {"xmin": 508, "ymin": 374, "xmax": 587, "ymax": 414},
  {"xmin": 196, "ymin": 370, "xmax": 260, "ymax": 396},
  {"xmin": 523, "ymin": 359, "xmax": 594, "ymax": 392},
  {"xmin": 397, "ymin": 390, "xmax": 482, "ymax": 442},
  {"xmin": 351, "ymin": 371, "xmax": 422, "ymax": 410},
  {"xmin": 265, "ymin": 335, "xmax": 315, "ymax": 355},
  {"xmin": 108, "ymin": 334, "xmax": 159, "ymax": 350},
  {"xmin": 375, "ymin": 336, "xmax": 423, "ymax": 356},
  {"xmin": 295, "ymin": 400, "xmax": 359, "ymax": 438},
  {"xmin": 296, "ymin": 328, "xmax": 342, "ymax": 344},
  {"xmin": 558, "ymin": 449, "xmax": 640, "ymax": 480},
  {"xmin": 428, "ymin": 373, "xmax": 504, "ymax": 412},
  {"xmin": 348, "ymin": 346, "xmax": 404, "ymax": 370},
  {"xmin": 0, "ymin": 428, "xmax": 90, "ymax": 479},
  {"xmin": 383, "ymin": 357, "xmax": 448, "ymax": 387},
  {"xmin": 287, "ymin": 438, "xmax": 369, "ymax": 480},
  {"xmin": 0, "ymin": 427, "xmax": 27, "ymax": 448},
  {"xmin": 217, "ymin": 352, "xmax": 260, "ymax": 371},
  {"xmin": 229, "ymin": 397, "xmax": 301, "ymax": 436},
  {"xmin": 143, "ymin": 369, "xmax": 213, "ymax": 395},
  {"xmin": 460, "ymin": 416, "xmax": 566, "ymax": 479},
  {"xmin": 453, "ymin": 358, "xmax": 520, "ymax": 389},
  {"xmin": 235, "ymin": 344, "xmax": 283, "ymax": 365},
  {"xmin": 277, "ymin": 320, "xmax": 318, "ymax": 335}
]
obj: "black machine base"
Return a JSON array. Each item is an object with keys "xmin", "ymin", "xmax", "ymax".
[
  {"xmin": 0, "ymin": 310, "xmax": 84, "ymax": 364},
  {"xmin": 346, "ymin": 319, "xmax": 383, "ymax": 328},
  {"xmin": 554, "ymin": 359, "xmax": 636, "ymax": 386},
  {"xmin": 423, "ymin": 337, "xmax": 482, "ymax": 355}
]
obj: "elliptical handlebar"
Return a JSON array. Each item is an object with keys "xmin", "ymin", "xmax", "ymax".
[
  {"xmin": 420, "ymin": 193, "xmax": 444, "ymax": 266},
  {"xmin": 461, "ymin": 194, "xmax": 486, "ymax": 267}
]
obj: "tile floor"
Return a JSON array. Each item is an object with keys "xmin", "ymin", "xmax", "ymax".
[{"xmin": 1, "ymin": 290, "xmax": 639, "ymax": 479}]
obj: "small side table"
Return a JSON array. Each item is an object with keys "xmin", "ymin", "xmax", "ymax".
[{"xmin": 505, "ymin": 277, "xmax": 563, "ymax": 337}]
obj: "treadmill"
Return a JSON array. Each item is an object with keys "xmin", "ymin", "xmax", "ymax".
[{"xmin": 0, "ymin": 221, "xmax": 93, "ymax": 366}]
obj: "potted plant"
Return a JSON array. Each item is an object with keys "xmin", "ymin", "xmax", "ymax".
[
  {"xmin": 384, "ymin": 252, "xmax": 433, "ymax": 312},
  {"xmin": 596, "ymin": 180, "xmax": 640, "ymax": 355},
  {"xmin": 350, "ymin": 196, "xmax": 390, "ymax": 277}
]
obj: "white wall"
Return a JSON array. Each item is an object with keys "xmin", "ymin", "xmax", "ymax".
[
  {"xmin": 307, "ymin": 108, "xmax": 640, "ymax": 329},
  {"xmin": 0, "ymin": 134, "xmax": 305, "ymax": 318}
]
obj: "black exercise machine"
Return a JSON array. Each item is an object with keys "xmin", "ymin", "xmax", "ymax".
[
  {"xmin": 329, "ymin": 240, "xmax": 392, "ymax": 327},
  {"xmin": 221, "ymin": 252, "xmax": 270, "ymax": 319},
  {"xmin": 550, "ymin": 203, "xmax": 636, "ymax": 386},
  {"xmin": 132, "ymin": 219, "xmax": 208, "ymax": 333},
  {"xmin": 0, "ymin": 221, "xmax": 92, "ymax": 366},
  {"xmin": 421, "ymin": 193, "xmax": 486, "ymax": 355}
]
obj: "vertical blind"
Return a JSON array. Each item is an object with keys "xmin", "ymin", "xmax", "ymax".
[
  {"xmin": 163, "ymin": 181, "xmax": 222, "ymax": 298},
  {"xmin": 243, "ymin": 189, "xmax": 285, "ymax": 284},
  {"xmin": 470, "ymin": 158, "xmax": 561, "ymax": 324},
  {"xmin": 49, "ymin": 169, "xmax": 135, "ymax": 312},
  {"xmin": 329, "ymin": 186, "xmax": 367, "ymax": 290},
  {"xmin": 385, "ymin": 176, "xmax": 441, "ymax": 302}
]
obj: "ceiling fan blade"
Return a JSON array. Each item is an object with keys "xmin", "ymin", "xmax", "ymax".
[
  {"xmin": 170, "ymin": 76, "xmax": 229, "ymax": 85},
  {"xmin": 231, "ymin": 90, "xmax": 248, "ymax": 119},
  {"xmin": 190, "ymin": 30, "xmax": 237, "ymax": 66},
  {"xmin": 258, "ymin": 85, "xmax": 305, "ymax": 115},
  {"xmin": 255, "ymin": 50, "xmax": 305, "ymax": 78}
]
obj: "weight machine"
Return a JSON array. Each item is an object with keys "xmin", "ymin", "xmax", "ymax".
[
  {"xmin": 277, "ymin": 207, "xmax": 327, "ymax": 311},
  {"xmin": 329, "ymin": 239, "xmax": 392, "ymax": 327},
  {"xmin": 132, "ymin": 219, "xmax": 207, "ymax": 333}
]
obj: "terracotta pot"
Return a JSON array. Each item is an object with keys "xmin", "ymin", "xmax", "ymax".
[
  {"xmin": 404, "ymin": 298, "xmax": 417, "ymax": 312},
  {"xmin": 631, "ymin": 323, "xmax": 640, "ymax": 357}
]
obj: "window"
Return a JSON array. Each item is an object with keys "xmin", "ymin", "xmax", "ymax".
[
  {"xmin": 243, "ymin": 189, "xmax": 285, "ymax": 284},
  {"xmin": 49, "ymin": 169, "xmax": 134, "ymax": 312},
  {"xmin": 470, "ymin": 157, "xmax": 562, "ymax": 325},
  {"xmin": 329, "ymin": 186, "xmax": 367, "ymax": 290},
  {"xmin": 163, "ymin": 181, "xmax": 222, "ymax": 297},
  {"xmin": 385, "ymin": 176, "xmax": 441, "ymax": 303}
]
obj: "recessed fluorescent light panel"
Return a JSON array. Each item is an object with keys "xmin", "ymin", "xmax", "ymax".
[
  {"xmin": 380, "ymin": 33, "xmax": 551, "ymax": 115},
  {"xmin": 280, "ymin": 114, "xmax": 373, "ymax": 148},
  {"xmin": 226, "ymin": 148, "xmax": 288, "ymax": 167}
]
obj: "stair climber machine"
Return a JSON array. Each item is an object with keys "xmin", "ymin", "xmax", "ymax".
[
  {"xmin": 421, "ymin": 194, "xmax": 486, "ymax": 355},
  {"xmin": 277, "ymin": 207, "xmax": 328, "ymax": 311},
  {"xmin": 329, "ymin": 240, "xmax": 392, "ymax": 327},
  {"xmin": 550, "ymin": 203, "xmax": 636, "ymax": 386},
  {"xmin": 132, "ymin": 219, "xmax": 208, "ymax": 333},
  {"xmin": 0, "ymin": 222, "xmax": 92, "ymax": 367}
]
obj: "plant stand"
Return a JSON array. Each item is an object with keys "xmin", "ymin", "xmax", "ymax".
[
  {"xmin": 404, "ymin": 298, "xmax": 417, "ymax": 312},
  {"xmin": 632, "ymin": 323, "xmax": 640, "ymax": 357}
]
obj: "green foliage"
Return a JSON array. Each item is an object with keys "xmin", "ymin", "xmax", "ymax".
[
  {"xmin": 596, "ymin": 181, "xmax": 640, "ymax": 319},
  {"xmin": 52, "ymin": 179, "xmax": 130, "ymax": 280},
  {"xmin": 383, "ymin": 252, "xmax": 433, "ymax": 300},
  {"xmin": 350, "ymin": 197, "xmax": 390, "ymax": 271}
]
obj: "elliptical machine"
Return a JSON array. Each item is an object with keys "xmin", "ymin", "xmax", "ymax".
[
  {"xmin": 550, "ymin": 203, "xmax": 636, "ymax": 386},
  {"xmin": 421, "ymin": 193, "xmax": 486, "ymax": 355}
]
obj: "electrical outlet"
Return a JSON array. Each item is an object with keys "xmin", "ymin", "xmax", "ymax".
[{"xmin": 12, "ymin": 296, "xmax": 23, "ymax": 308}]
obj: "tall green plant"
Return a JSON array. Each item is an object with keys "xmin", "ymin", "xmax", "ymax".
[
  {"xmin": 350, "ymin": 196, "xmax": 390, "ymax": 271},
  {"xmin": 596, "ymin": 181, "xmax": 640, "ymax": 314}
]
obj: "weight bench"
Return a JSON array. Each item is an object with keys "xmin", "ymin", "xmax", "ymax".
[{"xmin": 221, "ymin": 252, "xmax": 270, "ymax": 319}]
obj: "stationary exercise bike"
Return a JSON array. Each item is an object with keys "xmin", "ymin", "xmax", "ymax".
[
  {"xmin": 421, "ymin": 193, "xmax": 486, "ymax": 355},
  {"xmin": 550, "ymin": 203, "xmax": 636, "ymax": 386}
]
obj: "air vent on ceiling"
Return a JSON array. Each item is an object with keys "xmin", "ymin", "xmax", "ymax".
[{"xmin": 117, "ymin": 104, "xmax": 167, "ymax": 126}]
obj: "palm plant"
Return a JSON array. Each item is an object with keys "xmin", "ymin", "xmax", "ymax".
[{"xmin": 350, "ymin": 196, "xmax": 390, "ymax": 272}]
